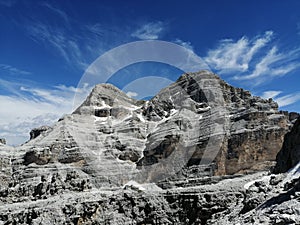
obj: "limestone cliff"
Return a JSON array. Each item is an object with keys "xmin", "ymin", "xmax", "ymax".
[
  {"xmin": 0, "ymin": 70, "xmax": 297, "ymax": 225},
  {"xmin": 274, "ymin": 117, "xmax": 300, "ymax": 173}
]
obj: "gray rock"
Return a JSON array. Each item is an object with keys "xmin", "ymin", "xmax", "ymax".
[
  {"xmin": 274, "ymin": 117, "xmax": 300, "ymax": 173},
  {"xmin": 29, "ymin": 126, "xmax": 52, "ymax": 140},
  {"xmin": 0, "ymin": 138, "xmax": 5, "ymax": 145},
  {"xmin": 0, "ymin": 70, "xmax": 298, "ymax": 224}
]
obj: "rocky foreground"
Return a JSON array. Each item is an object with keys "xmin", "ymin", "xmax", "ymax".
[{"xmin": 0, "ymin": 71, "xmax": 299, "ymax": 224}]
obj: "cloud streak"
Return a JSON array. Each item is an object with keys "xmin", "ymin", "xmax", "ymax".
[
  {"xmin": 0, "ymin": 78, "xmax": 91, "ymax": 146},
  {"xmin": 205, "ymin": 31, "xmax": 273, "ymax": 73},
  {"xmin": 261, "ymin": 90, "xmax": 300, "ymax": 108},
  {"xmin": 261, "ymin": 91, "xmax": 282, "ymax": 99},
  {"xmin": 25, "ymin": 21, "xmax": 87, "ymax": 69},
  {"xmin": 23, "ymin": 10, "xmax": 129, "ymax": 71},
  {"xmin": 274, "ymin": 93, "xmax": 300, "ymax": 108},
  {"xmin": 234, "ymin": 47, "xmax": 300, "ymax": 83},
  {"xmin": 205, "ymin": 31, "xmax": 300, "ymax": 85},
  {"xmin": 0, "ymin": 64, "xmax": 31, "ymax": 75},
  {"xmin": 41, "ymin": 2, "xmax": 69, "ymax": 24},
  {"xmin": 174, "ymin": 39, "xmax": 194, "ymax": 51},
  {"xmin": 131, "ymin": 21, "xmax": 165, "ymax": 40}
]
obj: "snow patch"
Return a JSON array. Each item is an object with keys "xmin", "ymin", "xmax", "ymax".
[
  {"xmin": 283, "ymin": 162, "xmax": 300, "ymax": 184},
  {"xmin": 123, "ymin": 181, "xmax": 146, "ymax": 191},
  {"xmin": 136, "ymin": 113, "xmax": 145, "ymax": 123},
  {"xmin": 244, "ymin": 175, "xmax": 271, "ymax": 190},
  {"xmin": 170, "ymin": 109, "xmax": 178, "ymax": 116}
]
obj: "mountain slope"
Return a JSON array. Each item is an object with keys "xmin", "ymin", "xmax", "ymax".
[{"xmin": 0, "ymin": 70, "xmax": 297, "ymax": 224}]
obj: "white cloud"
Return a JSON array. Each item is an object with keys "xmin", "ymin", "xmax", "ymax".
[
  {"xmin": 0, "ymin": 79, "xmax": 91, "ymax": 146},
  {"xmin": 126, "ymin": 91, "xmax": 138, "ymax": 98},
  {"xmin": 131, "ymin": 21, "xmax": 165, "ymax": 40},
  {"xmin": 0, "ymin": 64, "xmax": 31, "ymax": 75},
  {"xmin": 260, "ymin": 90, "xmax": 300, "ymax": 108},
  {"xmin": 234, "ymin": 47, "xmax": 300, "ymax": 83},
  {"xmin": 174, "ymin": 39, "xmax": 194, "ymax": 51},
  {"xmin": 274, "ymin": 93, "xmax": 300, "ymax": 108},
  {"xmin": 261, "ymin": 91, "xmax": 282, "ymax": 99},
  {"xmin": 205, "ymin": 31, "xmax": 273, "ymax": 73},
  {"xmin": 205, "ymin": 31, "xmax": 300, "ymax": 85}
]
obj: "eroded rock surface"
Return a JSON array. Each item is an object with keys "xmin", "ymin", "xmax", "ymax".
[
  {"xmin": 0, "ymin": 138, "xmax": 5, "ymax": 145},
  {"xmin": 29, "ymin": 126, "xmax": 53, "ymax": 140},
  {"xmin": 274, "ymin": 117, "xmax": 300, "ymax": 173},
  {"xmin": 0, "ymin": 70, "xmax": 298, "ymax": 224}
]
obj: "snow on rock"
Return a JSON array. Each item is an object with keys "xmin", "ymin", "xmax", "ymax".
[{"xmin": 283, "ymin": 161, "xmax": 300, "ymax": 184}]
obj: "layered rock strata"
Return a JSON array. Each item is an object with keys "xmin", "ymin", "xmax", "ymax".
[{"xmin": 0, "ymin": 70, "xmax": 297, "ymax": 224}]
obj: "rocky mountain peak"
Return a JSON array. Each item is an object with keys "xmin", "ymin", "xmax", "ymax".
[
  {"xmin": 17, "ymin": 70, "xmax": 293, "ymax": 179},
  {"xmin": 73, "ymin": 83, "xmax": 138, "ymax": 115},
  {"xmin": 0, "ymin": 70, "xmax": 298, "ymax": 224}
]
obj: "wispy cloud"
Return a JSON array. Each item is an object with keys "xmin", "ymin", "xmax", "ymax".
[
  {"xmin": 205, "ymin": 31, "xmax": 300, "ymax": 85},
  {"xmin": 23, "ymin": 13, "xmax": 125, "ymax": 70},
  {"xmin": 261, "ymin": 90, "xmax": 282, "ymax": 99},
  {"xmin": 0, "ymin": 64, "xmax": 31, "ymax": 75},
  {"xmin": 84, "ymin": 23, "xmax": 105, "ymax": 37},
  {"xmin": 261, "ymin": 90, "xmax": 300, "ymax": 108},
  {"xmin": 297, "ymin": 22, "xmax": 300, "ymax": 36},
  {"xmin": 275, "ymin": 93, "xmax": 300, "ymax": 107},
  {"xmin": 131, "ymin": 21, "xmax": 165, "ymax": 40},
  {"xmin": 205, "ymin": 31, "xmax": 273, "ymax": 73},
  {"xmin": 0, "ymin": 78, "xmax": 91, "ymax": 145},
  {"xmin": 174, "ymin": 39, "xmax": 194, "ymax": 51},
  {"xmin": 234, "ymin": 47, "xmax": 300, "ymax": 83},
  {"xmin": 25, "ymin": 21, "xmax": 86, "ymax": 68},
  {"xmin": 41, "ymin": 2, "xmax": 69, "ymax": 24}
]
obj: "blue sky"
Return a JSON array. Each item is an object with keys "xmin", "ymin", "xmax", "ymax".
[{"xmin": 0, "ymin": 0, "xmax": 300, "ymax": 145}]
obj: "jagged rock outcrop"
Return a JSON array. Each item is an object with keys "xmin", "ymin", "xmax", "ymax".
[
  {"xmin": 274, "ymin": 117, "xmax": 300, "ymax": 173},
  {"xmin": 0, "ymin": 70, "xmax": 297, "ymax": 224},
  {"xmin": 208, "ymin": 163, "xmax": 300, "ymax": 225},
  {"xmin": 29, "ymin": 126, "xmax": 52, "ymax": 140},
  {"xmin": 289, "ymin": 111, "xmax": 299, "ymax": 122},
  {"xmin": 138, "ymin": 71, "xmax": 290, "ymax": 176},
  {"xmin": 0, "ymin": 138, "xmax": 5, "ymax": 145}
]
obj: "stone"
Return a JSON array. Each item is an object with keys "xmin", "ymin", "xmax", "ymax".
[
  {"xmin": 274, "ymin": 117, "xmax": 300, "ymax": 173},
  {"xmin": 0, "ymin": 138, "xmax": 6, "ymax": 145},
  {"xmin": 29, "ymin": 126, "xmax": 52, "ymax": 140},
  {"xmin": 0, "ymin": 70, "xmax": 298, "ymax": 224}
]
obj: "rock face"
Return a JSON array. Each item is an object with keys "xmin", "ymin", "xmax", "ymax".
[
  {"xmin": 0, "ymin": 70, "xmax": 298, "ymax": 224},
  {"xmin": 274, "ymin": 117, "xmax": 300, "ymax": 173},
  {"xmin": 0, "ymin": 138, "xmax": 5, "ymax": 145},
  {"xmin": 137, "ymin": 72, "xmax": 290, "ymax": 176},
  {"xmin": 208, "ymin": 163, "xmax": 300, "ymax": 225},
  {"xmin": 29, "ymin": 126, "xmax": 52, "ymax": 140}
]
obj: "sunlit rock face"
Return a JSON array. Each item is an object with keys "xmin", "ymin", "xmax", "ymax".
[
  {"xmin": 0, "ymin": 70, "xmax": 297, "ymax": 224},
  {"xmin": 137, "ymin": 71, "xmax": 291, "ymax": 177},
  {"xmin": 0, "ymin": 71, "xmax": 292, "ymax": 187}
]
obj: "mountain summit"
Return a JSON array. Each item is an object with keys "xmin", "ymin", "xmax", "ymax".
[{"xmin": 0, "ymin": 70, "xmax": 298, "ymax": 224}]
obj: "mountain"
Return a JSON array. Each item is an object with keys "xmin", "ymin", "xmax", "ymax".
[{"xmin": 0, "ymin": 70, "xmax": 299, "ymax": 224}]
